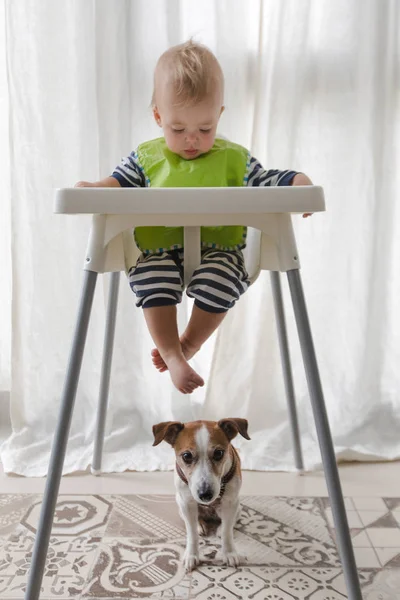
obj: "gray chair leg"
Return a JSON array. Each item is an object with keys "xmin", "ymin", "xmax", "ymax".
[
  {"xmin": 24, "ymin": 270, "xmax": 98, "ymax": 600},
  {"xmin": 92, "ymin": 271, "xmax": 120, "ymax": 475},
  {"xmin": 270, "ymin": 271, "xmax": 304, "ymax": 471},
  {"xmin": 287, "ymin": 269, "xmax": 362, "ymax": 600}
]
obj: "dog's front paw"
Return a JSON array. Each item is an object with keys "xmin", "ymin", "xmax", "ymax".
[
  {"xmin": 183, "ymin": 549, "xmax": 201, "ymax": 572},
  {"xmin": 222, "ymin": 550, "xmax": 243, "ymax": 568}
]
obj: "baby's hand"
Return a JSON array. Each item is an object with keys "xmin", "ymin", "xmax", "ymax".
[
  {"xmin": 74, "ymin": 181, "xmax": 97, "ymax": 187},
  {"xmin": 292, "ymin": 173, "xmax": 314, "ymax": 218}
]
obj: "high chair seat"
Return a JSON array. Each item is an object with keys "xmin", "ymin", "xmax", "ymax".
[{"xmin": 25, "ymin": 186, "xmax": 363, "ymax": 600}]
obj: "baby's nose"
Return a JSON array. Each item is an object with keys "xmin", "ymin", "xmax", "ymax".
[{"xmin": 185, "ymin": 132, "xmax": 198, "ymax": 142}]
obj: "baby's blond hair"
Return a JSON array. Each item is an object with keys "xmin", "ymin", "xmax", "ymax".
[{"xmin": 152, "ymin": 39, "xmax": 224, "ymax": 107}]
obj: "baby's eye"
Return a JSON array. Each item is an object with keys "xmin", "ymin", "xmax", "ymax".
[
  {"xmin": 200, "ymin": 129, "xmax": 211, "ymax": 133},
  {"xmin": 173, "ymin": 128, "xmax": 184, "ymax": 133}
]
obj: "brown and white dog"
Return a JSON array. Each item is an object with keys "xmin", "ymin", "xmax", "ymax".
[{"xmin": 152, "ymin": 418, "xmax": 251, "ymax": 571}]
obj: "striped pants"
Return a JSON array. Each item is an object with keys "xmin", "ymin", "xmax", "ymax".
[{"xmin": 128, "ymin": 249, "xmax": 250, "ymax": 314}]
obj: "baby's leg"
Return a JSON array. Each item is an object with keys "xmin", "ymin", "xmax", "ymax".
[
  {"xmin": 129, "ymin": 251, "xmax": 204, "ymax": 394},
  {"xmin": 144, "ymin": 306, "xmax": 204, "ymax": 394},
  {"xmin": 152, "ymin": 249, "xmax": 250, "ymax": 371},
  {"xmin": 151, "ymin": 307, "xmax": 226, "ymax": 372}
]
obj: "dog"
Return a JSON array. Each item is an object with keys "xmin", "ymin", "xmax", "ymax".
[{"xmin": 152, "ymin": 418, "xmax": 250, "ymax": 571}]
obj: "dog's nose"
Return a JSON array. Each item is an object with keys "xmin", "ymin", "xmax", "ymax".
[{"xmin": 198, "ymin": 488, "xmax": 214, "ymax": 502}]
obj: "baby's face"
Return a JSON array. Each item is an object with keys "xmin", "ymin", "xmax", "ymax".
[{"xmin": 153, "ymin": 88, "xmax": 224, "ymax": 160}]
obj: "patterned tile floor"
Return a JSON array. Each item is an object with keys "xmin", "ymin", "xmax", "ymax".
[{"xmin": 1, "ymin": 494, "xmax": 400, "ymax": 599}]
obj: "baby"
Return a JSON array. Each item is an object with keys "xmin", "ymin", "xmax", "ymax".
[{"xmin": 76, "ymin": 40, "xmax": 313, "ymax": 395}]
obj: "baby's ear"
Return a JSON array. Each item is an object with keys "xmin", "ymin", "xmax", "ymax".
[{"xmin": 153, "ymin": 106, "xmax": 162, "ymax": 127}]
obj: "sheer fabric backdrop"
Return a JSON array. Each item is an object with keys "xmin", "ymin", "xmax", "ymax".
[{"xmin": 0, "ymin": 0, "xmax": 399, "ymax": 476}]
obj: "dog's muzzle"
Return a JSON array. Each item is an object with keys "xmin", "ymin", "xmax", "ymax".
[
  {"xmin": 176, "ymin": 450, "xmax": 237, "ymax": 504},
  {"xmin": 198, "ymin": 485, "xmax": 215, "ymax": 503}
]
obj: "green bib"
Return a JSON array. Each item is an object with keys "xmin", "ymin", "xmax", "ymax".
[{"xmin": 134, "ymin": 137, "xmax": 250, "ymax": 254}]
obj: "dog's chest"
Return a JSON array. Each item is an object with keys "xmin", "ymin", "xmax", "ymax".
[
  {"xmin": 198, "ymin": 496, "xmax": 222, "ymax": 517},
  {"xmin": 197, "ymin": 498, "xmax": 222, "ymax": 535}
]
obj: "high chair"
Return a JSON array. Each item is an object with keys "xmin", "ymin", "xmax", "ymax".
[{"xmin": 25, "ymin": 186, "xmax": 363, "ymax": 600}]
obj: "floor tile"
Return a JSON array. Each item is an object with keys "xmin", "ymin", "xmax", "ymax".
[
  {"xmin": 358, "ymin": 510, "xmax": 390, "ymax": 528},
  {"xmin": 321, "ymin": 497, "xmax": 355, "ymax": 511},
  {"xmin": 362, "ymin": 568, "xmax": 400, "ymax": 599},
  {"xmin": 0, "ymin": 528, "xmax": 99, "ymax": 599},
  {"xmin": 375, "ymin": 547, "xmax": 400, "ymax": 567},
  {"xmin": 80, "ymin": 537, "xmax": 191, "ymax": 598},
  {"xmin": 393, "ymin": 509, "xmax": 400, "ymax": 526},
  {"xmin": 383, "ymin": 497, "xmax": 400, "ymax": 510},
  {"xmin": 104, "ymin": 494, "xmax": 185, "ymax": 539},
  {"xmin": 190, "ymin": 567, "xmax": 293, "ymax": 599},
  {"xmin": 0, "ymin": 494, "xmax": 41, "ymax": 538},
  {"xmin": 367, "ymin": 527, "xmax": 400, "ymax": 548},
  {"xmin": 366, "ymin": 511, "xmax": 399, "ymax": 528},
  {"xmin": 23, "ymin": 494, "xmax": 113, "ymax": 537},
  {"xmin": 351, "ymin": 530, "xmax": 372, "ymax": 547},
  {"xmin": 352, "ymin": 497, "xmax": 387, "ymax": 511},
  {"xmin": 189, "ymin": 567, "xmax": 377, "ymax": 599},
  {"xmin": 325, "ymin": 508, "xmax": 363, "ymax": 528},
  {"xmin": 237, "ymin": 496, "xmax": 339, "ymax": 566},
  {"xmin": 353, "ymin": 547, "xmax": 380, "ymax": 568}
]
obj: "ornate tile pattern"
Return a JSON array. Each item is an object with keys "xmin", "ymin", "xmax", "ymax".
[{"xmin": 0, "ymin": 494, "xmax": 399, "ymax": 599}]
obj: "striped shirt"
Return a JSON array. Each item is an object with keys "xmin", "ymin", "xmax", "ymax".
[{"xmin": 111, "ymin": 152, "xmax": 298, "ymax": 189}]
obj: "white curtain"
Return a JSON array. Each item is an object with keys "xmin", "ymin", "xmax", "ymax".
[{"xmin": 1, "ymin": 0, "xmax": 399, "ymax": 476}]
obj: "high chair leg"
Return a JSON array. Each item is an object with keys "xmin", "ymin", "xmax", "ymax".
[
  {"xmin": 92, "ymin": 271, "xmax": 120, "ymax": 475},
  {"xmin": 270, "ymin": 271, "xmax": 304, "ymax": 471},
  {"xmin": 287, "ymin": 269, "xmax": 362, "ymax": 600},
  {"xmin": 24, "ymin": 270, "xmax": 98, "ymax": 600}
]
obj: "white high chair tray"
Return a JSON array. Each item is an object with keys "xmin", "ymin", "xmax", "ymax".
[{"xmin": 54, "ymin": 186, "xmax": 325, "ymax": 215}]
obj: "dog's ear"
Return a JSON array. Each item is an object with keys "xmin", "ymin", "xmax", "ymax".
[
  {"xmin": 218, "ymin": 418, "xmax": 251, "ymax": 441},
  {"xmin": 152, "ymin": 421, "xmax": 184, "ymax": 447}
]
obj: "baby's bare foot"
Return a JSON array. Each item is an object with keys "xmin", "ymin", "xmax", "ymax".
[
  {"xmin": 152, "ymin": 338, "xmax": 200, "ymax": 373},
  {"xmin": 163, "ymin": 353, "xmax": 204, "ymax": 394}
]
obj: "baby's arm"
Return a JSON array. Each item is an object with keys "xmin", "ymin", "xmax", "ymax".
[
  {"xmin": 292, "ymin": 173, "xmax": 313, "ymax": 185},
  {"xmin": 75, "ymin": 151, "xmax": 146, "ymax": 189},
  {"xmin": 75, "ymin": 176, "xmax": 121, "ymax": 188},
  {"xmin": 246, "ymin": 157, "xmax": 313, "ymax": 217}
]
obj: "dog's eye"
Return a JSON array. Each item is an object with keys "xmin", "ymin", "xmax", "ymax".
[
  {"xmin": 182, "ymin": 452, "xmax": 193, "ymax": 463},
  {"xmin": 213, "ymin": 449, "xmax": 224, "ymax": 461}
]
